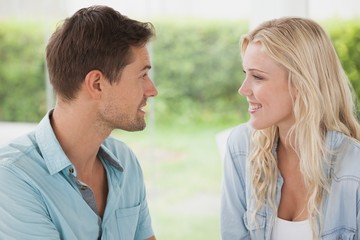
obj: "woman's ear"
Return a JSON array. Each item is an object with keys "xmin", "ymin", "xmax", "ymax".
[{"xmin": 84, "ymin": 70, "xmax": 104, "ymax": 99}]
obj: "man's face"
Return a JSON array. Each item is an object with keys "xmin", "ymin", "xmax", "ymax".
[{"xmin": 99, "ymin": 45, "xmax": 158, "ymax": 132}]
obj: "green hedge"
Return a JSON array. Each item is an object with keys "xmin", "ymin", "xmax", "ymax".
[
  {"xmin": 152, "ymin": 19, "xmax": 248, "ymax": 126},
  {"xmin": 0, "ymin": 19, "xmax": 359, "ymax": 125},
  {"xmin": 0, "ymin": 22, "xmax": 46, "ymax": 122},
  {"xmin": 328, "ymin": 20, "xmax": 360, "ymax": 110}
]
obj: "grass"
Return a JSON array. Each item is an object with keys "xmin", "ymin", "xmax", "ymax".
[{"xmin": 112, "ymin": 121, "xmax": 236, "ymax": 239}]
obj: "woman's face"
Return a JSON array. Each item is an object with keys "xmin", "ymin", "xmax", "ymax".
[{"xmin": 239, "ymin": 42, "xmax": 295, "ymax": 131}]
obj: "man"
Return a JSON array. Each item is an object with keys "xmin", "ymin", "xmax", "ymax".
[{"xmin": 0, "ymin": 5, "xmax": 157, "ymax": 239}]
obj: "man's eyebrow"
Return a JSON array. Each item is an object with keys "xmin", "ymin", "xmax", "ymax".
[{"xmin": 141, "ymin": 65, "xmax": 152, "ymax": 71}]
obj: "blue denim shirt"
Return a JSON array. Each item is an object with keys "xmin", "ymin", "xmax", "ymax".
[
  {"xmin": 221, "ymin": 123, "xmax": 360, "ymax": 240},
  {"xmin": 0, "ymin": 111, "xmax": 154, "ymax": 240}
]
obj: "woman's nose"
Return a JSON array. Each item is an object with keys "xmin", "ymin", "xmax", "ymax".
[{"xmin": 238, "ymin": 79, "xmax": 250, "ymax": 96}]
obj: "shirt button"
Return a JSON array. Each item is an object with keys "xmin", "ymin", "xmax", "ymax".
[
  {"xmin": 69, "ymin": 167, "xmax": 74, "ymax": 174},
  {"xmin": 80, "ymin": 185, "xmax": 87, "ymax": 190}
]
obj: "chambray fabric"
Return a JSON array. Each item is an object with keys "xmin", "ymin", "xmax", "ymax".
[
  {"xmin": 221, "ymin": 123, "xmax": 360, "ymax": 240},
  {"xmin": 0, "ymin": 111, "xmax": 154, "ymax": 240}
]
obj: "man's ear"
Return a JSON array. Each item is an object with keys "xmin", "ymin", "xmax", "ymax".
[{"xmin": 84, "ymin": 70, "xmax": 104, "ymax": 99}]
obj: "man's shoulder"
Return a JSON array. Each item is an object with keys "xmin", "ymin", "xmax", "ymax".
[
  {"xmin": 0, "ymin": 133, "xmax": 47, "ymax": 191},
  {"xmin": 0, "ymin": 132, "xmax": 37, "ymax": 167}
]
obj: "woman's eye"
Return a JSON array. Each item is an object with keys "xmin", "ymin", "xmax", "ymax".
[{"xmin": 253, "ymin": 75, "xmax": 263, "ymax": 80}]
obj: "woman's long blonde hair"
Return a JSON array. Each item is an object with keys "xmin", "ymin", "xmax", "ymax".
[{"xmin": 241, "ymin": 17, "xmax": 360, "ymax": 238}]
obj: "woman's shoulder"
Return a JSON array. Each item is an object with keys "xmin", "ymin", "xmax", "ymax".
[
  {"xmin": 328, "ymin": 131, "xmax": 360, "ymax": 180},
  {"xmin": 226, "ymin": 122, "xmax": 252, "ymax": 152},
  {"xmin": 229, "ymin": 122, "xmax": 251, "ymax": 138}
]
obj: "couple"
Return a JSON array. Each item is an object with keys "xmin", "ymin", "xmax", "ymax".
[{"xmin": 0, "ymin": 5, "xmax": 359, "ymax": 240}]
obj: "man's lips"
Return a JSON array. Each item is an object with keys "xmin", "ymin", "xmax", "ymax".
[{"xmin": 139, "ymin": 102, "xmax": 147, "ymax": 113}]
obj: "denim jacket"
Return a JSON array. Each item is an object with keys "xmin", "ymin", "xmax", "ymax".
[{"xmin": 221, "ymin": 123, "xmax": 360, "ymax": 240}]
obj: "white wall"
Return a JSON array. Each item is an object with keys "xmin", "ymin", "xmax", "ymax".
[
  {"xmin": 249, "ymin": 0, "xmax": 309, "ymax": 29},
  {"xmin": 1, "ymin": 0, "xmax": 359, "ymax": 22}
]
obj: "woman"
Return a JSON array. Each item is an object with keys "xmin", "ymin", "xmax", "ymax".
[{"xmin": 220, "ymin": 17, "xmax": 360, "ymax": 240}]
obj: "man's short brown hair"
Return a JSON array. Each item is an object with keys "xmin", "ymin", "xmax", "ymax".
[{"xmin": 46, "ymin": 5, "xmax": 155, "ymax": 100}]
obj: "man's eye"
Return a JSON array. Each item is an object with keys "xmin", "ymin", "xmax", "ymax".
[{"xmin": 142, "ymin": 74, "xmax": 147, "ymax": 79}]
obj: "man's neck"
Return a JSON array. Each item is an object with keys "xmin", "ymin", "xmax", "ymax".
[{"xmin": 50, "ymin": 103, "xmax": 110, "ymax": 176}]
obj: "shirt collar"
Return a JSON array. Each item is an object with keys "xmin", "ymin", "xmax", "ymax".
[
  {"xmin": 98, "ymin": 145, "xmax": 124, "ymax": 172},
  {"xmin": 35, "ymin": 110, "xmax": 71, "ymax": 175},
  {"xmin": 35, "ymin": 110, "xmax": 124, "ymax": 175},
  {"xmin": 324, "ymin": 130, "xmax": 344, "ymax": 177}
]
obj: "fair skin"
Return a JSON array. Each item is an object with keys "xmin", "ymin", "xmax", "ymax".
[
  {"xmin": 51, "ymin": 45, "xmax": 157, "ymax": 239},
  {"xmin": 239, "ymin": 42, "xmax": 308, "ymax": 221}
]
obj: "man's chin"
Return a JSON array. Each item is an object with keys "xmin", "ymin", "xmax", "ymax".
[{"xmin": 117, "ymin": 122, "xmax": 146, "ymax": 132}]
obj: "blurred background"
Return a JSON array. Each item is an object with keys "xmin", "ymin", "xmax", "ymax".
[{"xmin": 0, "ymin": 0, "xmax": 359, "ymax": 239}]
